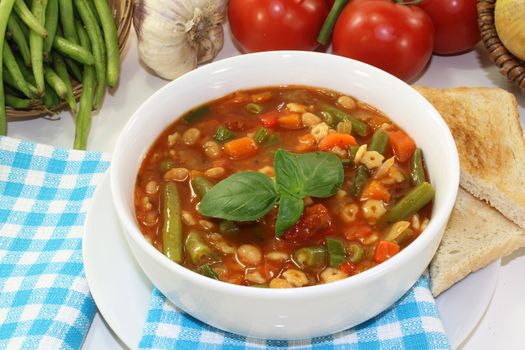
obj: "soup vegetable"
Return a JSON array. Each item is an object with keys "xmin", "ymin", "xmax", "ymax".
[{"xmin": 134, "ymin": 86, "xmax": 434, "ymax": 288}]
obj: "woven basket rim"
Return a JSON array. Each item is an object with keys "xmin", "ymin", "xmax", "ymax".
[
  {"xmin": 6, "ymin": 0, "xmax": 134, "ymax": 119},
  {"xmin": 477, "ymin": 0, "xmax": 525, "ymax": 94}
]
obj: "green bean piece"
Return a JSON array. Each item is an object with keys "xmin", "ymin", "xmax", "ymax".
[
  {"xmin": 87, "ymin": 0, "xmax": 101, "ymax": 26},
  {"xmin": 59, "ymin": 0, "xmax": 78, "ymax": 44},
  {"xmin": 218, "ymin": 220, "xmax": 239, "ymax": 237},
  {"xmin": 349, "ymin": 145, "xmax": 359, "ymax": 161},
  {"xmin": 52, "ymin": 52, "xmax": 76, "ymax": 112},
  {"xmin": 5, "ymin": 93, "xmax": 31, "ymax": 109},
  {"xmin": 53, "ymin": 36, "xmax": 94, "ymax": 65},
  {"xmin": 200, "ymin": 264, "xmax": 219, "ymax": 280},
  {"xmin": 185, "ymin": 230, "xmax": 219, "ymax": 266},
  {"xmin": 13, "ymin": 0, "xmax": 47, "ymax": 37},
  {"xmin": 65, "ymin": 57, "xmax": 82, "ymax": 82},
  {"xmin": 326, "ymin": 237, "xmax": 346, "ymax": 268},
  {"xmin": 346, "ymin": 243, "xmax": 364, "ymax": 264},
  {"xmin": 2, "ymin": 67, "xmax": 37, "ymax": 97},
  {"xmin": 264, "ymin": 133, "xmax": 280, "ymax": 147},
  {"xmin": 319, "ymin": 110, "xmax": 335, "ymax": 127},
  {"xmin": 44, "ymin": 65, "xmax": 67, "ymax": 98},
  {"xmin": 191, "ymin": 176, "xmax": 214, "ymax": 199},
  {"xmin": 350, "ymin": 165, "xmax": 369, "ymax": 198},
  {"xmin": 368, "ymin": 128, "xmax": 389, "ymax": 154},
  {"xmin": 293, "ymin": 246, "xmax": 327, "ymax": 269},
  {"xmin": 94, "ymin": 0, "xmax": 120, "ymax": 88},
  {"xmin": 14, "ymin": 54, "xmax": 35, "ymax": 84},
  {"xmin": 74, "ymin": 0, "xmax": 106, "ymax": 109},
  {"xmin": 160, "ymin": 182, "xmax": 184, "ymax": 263},
  {"xmin": 183, "ymin": 105, "xmax": 210, "ymax": 124},
  {"xmin": 336, "ymin": 120, "xmax": 353, "ymax": 134},
  {"xmin": 3, "ymin": 42, "xmax": 31, "ymax": 97},
  {"xmin": 318, "ymin": 102, "xmax": 368, "ymax": 137},
  {"xmin": 29, "ymin": 0, "xmax": 47, "ymax": 94},
  {"xmin": 73, "ymin": 22, "xmax": 95, "ymax": 150},
  {"xmin": 213, "ymin": 125, "xmax": 234, "ymax": 142},
  {"xmin": 245, "ymin": 102, "xmax": 264, "ymax": 114},
  {"xmin": 382, "ymin": 182, "xmax": 435, "ymax": 224},
  {"xmin": 42, "ymin": 83, "xmax": 60, "ymax": 108},
  {"xmin": 7, "ymin": 14, "xmax": 30, "ymax": 66},
  {"xmin": 410, "ymin": 148, "xmax": 425, "ymax": 186},
  {"xmin": 43, "ymin": 0, "xmax": 58, "ymax": 55},
  {"xmin": 158, "ymin": 159, "xmax": 175, "ymax": 173},
  {"xmin": 254, "ymin": 127, "xmax": 268, "ymax": 144}
]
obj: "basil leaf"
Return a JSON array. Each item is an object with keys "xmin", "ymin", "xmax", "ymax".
[
  {"xmin": 275, "ymin": 150, "xmax": 344, "ymax": 198},
  {"xmin": 275, "ymin": 194, "xmax": 304, "ymax": 238},
  {"xmin": 198, "ymin": 171, "xmax": 278, "ymax": 221}
]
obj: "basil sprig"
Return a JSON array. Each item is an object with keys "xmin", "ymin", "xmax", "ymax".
[{"xmin": 198, "ymin": 149, "xmax": 344, "ymax": 237}]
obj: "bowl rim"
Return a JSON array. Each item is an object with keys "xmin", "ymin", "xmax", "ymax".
[{"xmin": 110, "ymin": 50, "xmax": 460, "ymax": 300}]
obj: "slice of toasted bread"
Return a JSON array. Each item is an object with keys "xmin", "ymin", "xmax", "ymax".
[
  {"xmin": 415, "ymin": 86, "xmax": 525, "ymax": 230},
  {"xmin": 429, "ymin": 188, "xmax": 525, "ymax": 297}
]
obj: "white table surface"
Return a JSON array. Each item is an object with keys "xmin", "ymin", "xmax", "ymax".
[{"xmin": 8, "ymin": 26, "xmax": 525, "ymax": 350}]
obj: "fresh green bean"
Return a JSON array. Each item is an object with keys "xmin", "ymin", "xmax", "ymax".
[
  {"xmin": 350, "ymin": 165, "xmax": 369, "ymax": 198},
  {"xmin": 94, "ymin": 0, "xmax": 119, "ymax": 88},
  {"xmin": 158, "ymin": 159, "xmax": 175, "ymax": 173},
  {"xmin": 183, "ymin": 105, "xmax": 210, "ymax": 124},
  {"xmin": 53, "ymin": 36, "xmax": 94, "ymax": 65},
  {"xmin": 319, "ymin": 110, "xmax": 336, "ymax": 127},
  {"xmin": 87, "ymin": 0, "xmax": 101, "ymax": 26},
  {"xmin": 65, "ymin": 57, "xmax": 82, "ymax": 82},
  {"xmin": 254, "ymin": 127, "xmax": 268, "ymax": 144},
  {"xmin": 52, "ymin": 52, "xmax": 76, "ymax": 112},
  {"xmin": 0, "ymin": 0, "xmax": 18, "ymax": 135},
  {"xmin": 59, "ymin": 0, "xmax": 78, "ymax": 44},
  {"xmin": 44, "ymin": 66, "xmax": 67, "ymax": 98},
  {"xmin": 349, "ymin": 145, "xmax": 359, "ymax": 160},
  {"xmin": 346, "ymin": 243, "xmax": 363, "ymax": 264},
  {"xmin": 42, "ymin": 82, "xmax": 60, "ymax": 108},
  {"xmin": 3, "ymin": 41, "xmax": 31, "ymax": 97},
  {"xmin": 161, "ymin": 182, "xmax": 184, "ymax": 263},
  {"xmin": 293, "ymin": 246, "xmax": 327, "ymax": 269},
  {"xmin": 191, "ymin": 176, "xmax": 214, "ymax": 199},
  {"xmin": 382, "ymin": 182, "xmax": 435, "ymax": 224},
  {"xmin": 318, "ymin": 102, "xmax": 369, "ymax": 137},
  {"xmin": 29, "ymin": 0, "xmax": 47, "ymax": 94},
  {"xmin": 326, "ymin": 237, "xmax": 346, "ymax": 267},
  {"xmin": 43, "ymin": 0, "xmax": 58, "ymax": 55},
  {"xmin": 185, "ymin": 230, "xmax": 218, "ymax": 266},
  {"xmin": 200, "ymin": 264, "xmax": 219, "ymax": 280},
  {"xmin": 74, "ymin": 22, "xmax": 95, "ymax": 150},
  {"xmin": 7, "ymin": 14, "xmax": 30, "ymax": 66},
  {"xmin": 74, "ymin": 0, "xmax": 106, "ymax": 109},
  {"xmin": 5, "ymin": 93, "xmax": 31, "ymax": 108},
  {"xmin": 368, "ymin": 128, "xmax": 389, "ymax": 154},
  {"xmin": 213, "ymin": 125, "xmax": 234, "ymax": 142},
  {"xmin": 13, "ymin": 0, "xmax": 47, "ymax": 37},
  {"xmin": 410, "ymin": 148, "xmax": 425, "ymax": 186},
  {"xmin": 3, "ymin": 66, "xmax": 37, "ymax": 97},
  {"xmin": 14, "ymin": 53, "xmax": 35, "ymax": 84},
  {"xmin": 245, "ymin": 102, "xmax": 263, "ymax": 114}
]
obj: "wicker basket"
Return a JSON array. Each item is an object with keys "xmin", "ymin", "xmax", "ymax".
[
  {"xmin": 478, "ymin": 0, "xmax": 525, "ymax": 94},
  {"xmin": 6, "ymin": 0, "xmax": 134, "ymax": 119}
]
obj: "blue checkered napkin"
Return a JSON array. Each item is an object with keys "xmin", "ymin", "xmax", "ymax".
[
  {"xmin": 0, "ymin": 136, "xmax": 110, "ymax": 349},
  {"xmin": 140, "ymin": 274, "xmax": 450, "ymax": 350}
]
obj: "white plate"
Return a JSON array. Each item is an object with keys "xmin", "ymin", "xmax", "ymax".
[{"xmin": 83, "ymin": 174, "xmax": 501, "ymax": 349}]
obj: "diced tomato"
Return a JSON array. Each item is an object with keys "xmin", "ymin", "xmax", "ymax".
[
  {"xmin": 296, "ymin": 134, "xmax": 316, "ymax": 152},
  {"xmin": 339, "ymin": 261, "xmax": 357, "ymax": 275},
  {"xmin": 374, "ymin": 240, "xmax": 400, "ymax": 263},
  {"xmin": 259, "ymin": 111, "xmax": 280, "ymax": 129},
  {"xmin": 282, "ymin": 204, "xmax": 332, "ymax": 243},
  {"xmin": 343, "ymin": 222, "xmax": 373, "ymax": 241}
]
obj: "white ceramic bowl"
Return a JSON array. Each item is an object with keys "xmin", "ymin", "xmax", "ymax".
[{"xmin": 111, "ymin": 51, "xmax": 459, "ymax": 340}]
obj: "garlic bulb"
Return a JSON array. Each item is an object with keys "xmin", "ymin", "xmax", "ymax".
[{"xmin": 133, "ymin": 0, "xmax": 227, "ymax": 80}]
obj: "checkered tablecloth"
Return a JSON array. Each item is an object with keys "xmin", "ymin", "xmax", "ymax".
[
  {"xmin": 0, "ymin": 137, "xmax": 110, "ymax": 349},
  {"xmin": 140, "ymin": 275, "xmax": 450, "ymax": 350}
]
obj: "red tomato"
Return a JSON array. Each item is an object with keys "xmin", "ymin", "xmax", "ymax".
[
  {"xmin": 332, "ymin": 0, "xmax": 434, "ymax": 82},
  {"xmin": 419, "ymin": 0, "xmax": 480, "ymax": 55},
  {"xmin": 282, "ymin": 204, "xmax": 332, "ymax": 243},
  {"xmin": 228, "ymin": 0, "xmax": 329, "ymax": 53}
]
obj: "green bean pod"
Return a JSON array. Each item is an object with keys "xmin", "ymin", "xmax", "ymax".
[
  {"xmin": 29, "ymin": 0, "xmax": 48, "ymax": 94},
  {"xmin": 293, "ymin": 246, "xmax": 327, "ymax": 269},
  {"xmin": 3, "ymin": 67, "xmax": 38, "ymax": 97},
  {"xmin": 185, "ymin": 230, "xmax": 218, "ymax": 266},
  {"xmin": 346, "ymin": 243, "xmax": 364, "ymax": 264},
  {"xmin": 44, "ymin": 66, "xmax": 67, "ymax": 98},
  {"xmin": 3, "ymin": 41, "xmax": 32, "ymax": 97},
  {"xmin": 0, "ymin": 0, "xmax": 18, "ymax": 135},
  {"xmin": 317, "ymin": 102, "xmax": 369, "ymax": 137},
  {"xmin": 64, "ymin": 57, "xmax": 83, "ymax": 82},
  {"xmin": 161, "ymin": 182, "xmax": 184, "ymax": 263},
  {"xmin": 53, "ymin": 36, "xmax": 94, "ymax": 65},
  {"xmin": 410, "ymin": 148, "xmax": 425, "ymax": 186},
  {"xmin": 350, "ymin": 165, "xmax": 369, "ymax": 198},
  {"xmin": 191, "ymin": 176, "xmax": 214, "ymax": 199},
  {"xmin": 52, "ymin": 52, "xmax": 76, "ymax": 112},
  {"xmin": 94, "ymin": 0, "xmax": 120, "ymax": 88},
  {"xmin": 5, "ymin": 93, "xmax": 31, "ymax": 109},
  {"xmin": 59, "ymin": 0, "xmax": 78, "ymax": 44},
  {"xmin": 43, "ymin": 0, "xmax": 58, "ymax": 55},
  {"xmin": 42, "ymin": 82, "xmax": 60, "ymax": 108},
  {"xmin": 368, "ymin": 128, "xmax": 389, "ymax": 154},
  {"xmin": 7, "ymin": 14, "xmax": 30, "ymax": 66},
  {"xmin": 13, "ymin": 0, "xmax": 47, "ymax": 37},
  {"xmin": 382, "ymin": 182, "xmax": 435, "ymax": 224}
]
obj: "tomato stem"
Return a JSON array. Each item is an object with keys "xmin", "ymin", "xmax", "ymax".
[
  {"xmin": 317, "ymin": 0, "xmax": 349, "ymax": 46},
  {"xmin": 393, "ymin": 0, "xmax": 423, "ymax": 4}
]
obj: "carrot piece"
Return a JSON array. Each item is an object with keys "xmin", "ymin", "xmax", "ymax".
[
  {"xmin": 361, "ymin": 180, "xmax": 391, "ymax": 202},
  {"xmin": 278, "ymin": 113, "xmax": 302, "ymax": 129},
  {"xmin": 318, "ymin": 133, "xmax": 357, "ymax": 150},
  {"xmin": 374, "ymin": 240, "xmax": 400, "ymax": 263},
  {"xmin": 296, "ymin": 134, "xmax": 316, "ymax": 152},
  {"xmin": 259, "ymin": 111, "xmax": 280, "ymax": 129},
  {"xmin": 387, "ymin": 129, "xmax": 416, "ymax": 163},
  {"xmin": 224, "ymin": 137, "xmax": 258, "ymax": 160}
]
